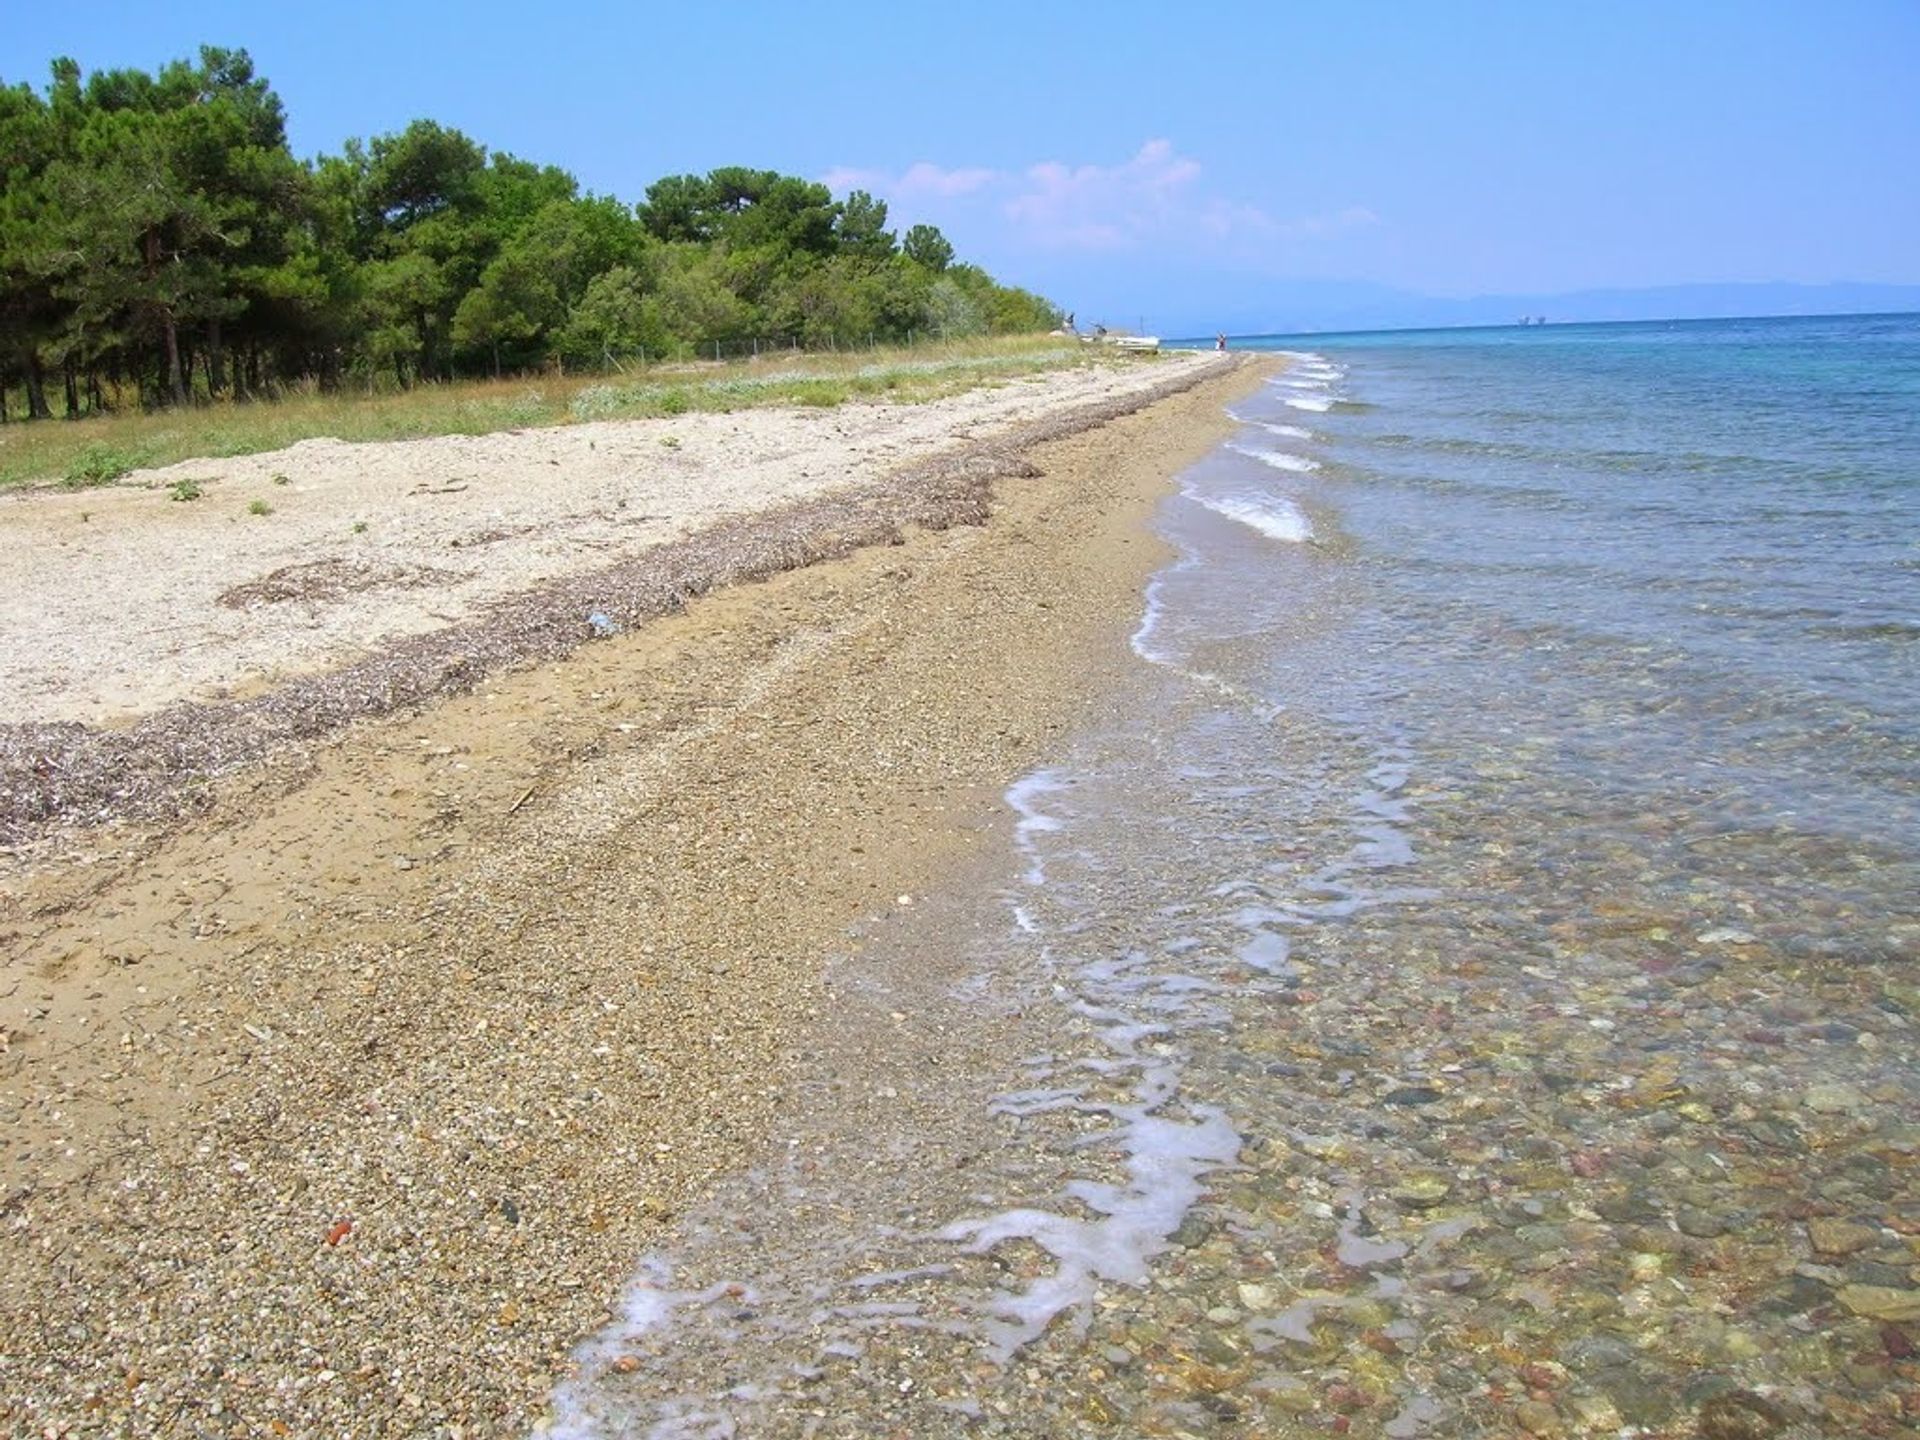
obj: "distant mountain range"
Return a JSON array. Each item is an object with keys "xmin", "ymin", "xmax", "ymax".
[{"xmin": 1192, "ymin": 281, "xmax": 1920, "ymax": 338}]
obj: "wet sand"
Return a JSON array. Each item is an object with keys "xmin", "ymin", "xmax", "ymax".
[{"xmin": 0, "ymin": 356, "xmax": 1265, "ymax": 1435}]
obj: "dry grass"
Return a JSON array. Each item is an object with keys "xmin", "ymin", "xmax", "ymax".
[{"xmin": 0, "ymin": 337, "xmax": 1136, "ymax": 491}]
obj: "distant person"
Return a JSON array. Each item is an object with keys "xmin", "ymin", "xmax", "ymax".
[
  {"xmin": 1216, "ymin": 333, "xmax": 1227, "ymax": 351},
  {"xmin": 1065, "ymin": 311, "xmax": 1076, "ymax": 334}
]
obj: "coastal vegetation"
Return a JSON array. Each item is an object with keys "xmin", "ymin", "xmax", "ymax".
[
  {"xmin": 0, "ymin": 45, "xmax": 1062, "ymax": 430},
  {"xmin": 0, "ymin": 337, "xmax": 1115, "ymax": 490}
]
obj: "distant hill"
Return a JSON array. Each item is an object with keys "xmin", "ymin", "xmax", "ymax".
[{"xmin": 1203, "ymin": 281, "xmax": 1920, "ymax": 337}]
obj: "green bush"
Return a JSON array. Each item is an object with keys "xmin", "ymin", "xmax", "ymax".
[{"xmin": 64, "ymin": 447, "xmax": 140, "ymax": 487}]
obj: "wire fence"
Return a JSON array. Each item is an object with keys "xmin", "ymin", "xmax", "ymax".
[{"xmin": 592, "ymin": 329, "xmax": 952, "ymax": 372}]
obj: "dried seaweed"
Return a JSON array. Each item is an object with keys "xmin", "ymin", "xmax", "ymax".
[
  {"xmin": 0, "ymin": 361, "xmax": 1226, "ymax": 845},
  {"xmin": 217, "ymin": 557, "xmax": 459, "ymax": 609}
]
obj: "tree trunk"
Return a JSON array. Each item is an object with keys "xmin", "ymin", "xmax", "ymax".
[
  {"xmin": 25, "ymin": 354, "xmax": 52, "ymax": 420},
  {"xmin": 230, "ymin": 347, "xmax": 245, "ymax": 399},
  {"xmin": 207, "ymin": 318, "xmax": 226, "ymax": 396},
  {"xmin": 88, "ymin": 371, "xmax": 105, "ymax": 413},
  {"xmin": 491, "ymin": 339, "xmax": 500, "ymax": 379},
  {"xmin": 63, "ymin": 356, "xmax": 80, "ymax": 419},
  {"xmin": 1, "ymin": 382, "xmax": 10, "ymax": 424}
]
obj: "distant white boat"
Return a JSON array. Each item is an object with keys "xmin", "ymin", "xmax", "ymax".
[{"xmin": 1110, "ymin": 335, "xmax": 1161, "ymax": 352}]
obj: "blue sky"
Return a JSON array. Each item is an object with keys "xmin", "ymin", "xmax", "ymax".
[{"xmin": 7, "ymin": 2, "xmax": 1917, "ymax": 332}]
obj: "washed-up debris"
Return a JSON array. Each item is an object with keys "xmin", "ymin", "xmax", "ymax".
[{"xmin": 0, "ymin": 359, "xmax": 1228, "ymax": 845}]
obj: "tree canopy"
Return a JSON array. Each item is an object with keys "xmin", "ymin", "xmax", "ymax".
[{"xmin": 0, "ymin": 47, "xmax": 1060, "ymax": 417}]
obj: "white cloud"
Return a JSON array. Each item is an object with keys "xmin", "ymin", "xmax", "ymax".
[
  {"xmin": 896, "ymin": 161, "xmax": 999, "ymax": 198},
  {"xmin": 823, "ymin": 141, "xmax": 1374, "ymax": 257},
  {"xmin": 1002, "ymin": 139, "xmax": 1212, "ymax": 248},
  {"xmin": 822, "ymin": 161, "xmax": 999, "ymax": 200}
]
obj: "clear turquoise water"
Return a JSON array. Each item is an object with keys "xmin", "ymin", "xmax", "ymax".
[
  {"xmin": 1203, "ymin": 312, "xmax": 1920, "ymax": 862},
  {"xmin": 548, "ymin": 317, "xmax": 1920, "ymax": 1435}
]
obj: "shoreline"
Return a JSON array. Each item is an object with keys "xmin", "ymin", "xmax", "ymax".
[{"xmin": 0, "ymin": 356, "xmax": 1269, "ymax": 1436}]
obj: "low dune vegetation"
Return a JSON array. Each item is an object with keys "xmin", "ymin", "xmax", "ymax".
[{"xmin": 0, "ymin": 336, "xmax": 1145, "ymax": 490}]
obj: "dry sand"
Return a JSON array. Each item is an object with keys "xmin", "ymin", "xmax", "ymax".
[
  {"xmin": 0, "ymin": 355, "xmax": 1265, "ymax": 1436},
  {"xmin": 1, "ymin": 355, "xmax": 1212, "ymax": 728}
]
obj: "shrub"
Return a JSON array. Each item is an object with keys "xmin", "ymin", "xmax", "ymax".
[{"xmin": 64, "ymin": 447, "xmax": 139, "ymax": 487}]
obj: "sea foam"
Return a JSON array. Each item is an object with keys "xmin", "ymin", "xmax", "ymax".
[
  {"xmin": 1194, "ymin": 492, "xmax": 1315, "ymax": 544},
  {"xmin": 1229, "ymin": 443, "xmax": 1321, "ymax": 473}
]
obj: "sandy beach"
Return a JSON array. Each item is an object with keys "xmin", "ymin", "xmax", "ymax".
[{"xmin": 0, "ymin": 353, "xmax": 1263, "ymax": 1435}]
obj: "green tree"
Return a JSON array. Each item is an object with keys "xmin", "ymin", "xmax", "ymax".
[
  {"xmin": 0, "ymin": 46, "xmax": 1064, "ymax": 413},
  {"xmin": 555, "ymin": 265, "xmax": 663, "ymax": 365},
  {"xmin": 902, "ymin": 223, "xmax": 954, "ymax": 273},
  {"xmin": 0, "ymin": 77, "xmax": 61, "ymax": 417},
  {"xmin": 836, "ymin": 190, "xmax": 895, "ymax": 264}
]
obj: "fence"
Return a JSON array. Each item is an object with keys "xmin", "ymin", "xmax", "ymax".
[{"xmin": 593, "ymin": 329, "xmax": 944, "ymax": 372}]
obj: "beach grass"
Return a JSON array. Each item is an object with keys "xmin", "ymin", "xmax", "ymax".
[{"xmin": 0, "ymin": 337, "xmax": 1151, "ymax": 492}]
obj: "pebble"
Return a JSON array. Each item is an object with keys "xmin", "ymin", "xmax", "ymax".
[
  {"xmin": 1805, "ymin": 1217, "xmax": 1877, "ymax": 1257},
  {"xmin": 1802, "ymin": 1082, "xmax": 1868, "ymax": 1114},
  {"xmin": 1834, "ymin": 1284, "xmax": 1920, "ymax": 1322},
  {"xmin": 1391, "ymin": 1175, "xmax": 1451, "ymax": 1209},
  {"xmin": 1696, "ymin": 1389, "xmax": 1787, "ymax": 1440}
]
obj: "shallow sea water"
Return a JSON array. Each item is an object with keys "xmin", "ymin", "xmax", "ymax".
[{"xmin": 542, "ymin": 316, "xmax": 1920, "ymax": 1438}]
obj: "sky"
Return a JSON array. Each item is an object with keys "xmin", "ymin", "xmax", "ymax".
[{"xmin": 7, "ymin": 1, "xmax": 1918, "ymax": 333}]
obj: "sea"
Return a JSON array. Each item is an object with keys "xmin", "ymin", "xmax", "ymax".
[{"xmin": 543, "ymin": 314, "xmax": 1920, "ymax": 1438}]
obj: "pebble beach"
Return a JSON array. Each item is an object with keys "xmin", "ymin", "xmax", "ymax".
[
  {"xmin": 0, "ymin": 350, "xmax": 1253, "ymax": 1435},
  {"xmin": 6, "ymin": 316, "xmax": 1919, "ymax": 1440}
]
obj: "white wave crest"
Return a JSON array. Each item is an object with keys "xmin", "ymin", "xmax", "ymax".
[
  {"xmin": 1229, "ymin": 443, "xmax": 1320, "ymax": 473},
  {"xmin": 1285, "ymin": 395, "xmax": 1334, "ymax": 412},
  {"xmin": 1194, "ymin": 492, "xmax": 1315, "ymax": 544}
]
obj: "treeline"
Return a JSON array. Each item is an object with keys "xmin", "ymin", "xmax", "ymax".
[{"xmin": 0, "ymin": 46, "xmax": 1060, "ymax": 420}]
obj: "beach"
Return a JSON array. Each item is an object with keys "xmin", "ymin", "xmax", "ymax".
[
  {"xmin": 6, "ymin": 317, "xmax": 1917, "ymax": 1440},
  {"xmin": 0, "ymin": 351, "xmax": 1262, "ymax": 1434},
  {"xmin": 529, "ymin": 319, "xmax": 1916, "ymax": 1440}
]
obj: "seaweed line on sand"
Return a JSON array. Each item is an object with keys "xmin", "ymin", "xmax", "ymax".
[{"xmin": 0, "ymin": 357, "xmax": 1234, "ymax": 846}]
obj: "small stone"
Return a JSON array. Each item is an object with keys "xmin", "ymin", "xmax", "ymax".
[
  {"xmin": 1835, "ymin": 1284, "xmax": 1920, "ymax": 1322},
  {"xmin": 392, "ymin": 855, "xmax": 415, "ymax": 871},
  {"xmin": 1392, "ymin": 1176, "xmax": 1451, "ymax": 1209},
  {"xmin": 1513, "ymin": 1398, "xmax": 1560, "ymax": 1436},
  {"xmin": 1696, "ymin": 1389, "xmax": 1787, "ymax": 1440},
  {"xmin": 1598, "ymin": 1369, "xmax": 1676, "ymax": 1425},
  {"xmin": 1802, "ymin": 1083, "xmax": 1867, "ymax": 1114},
  {"xmin": 1722, "ymin": 1329, "xmax": 1764, "ymax": 1361},
  {"xmin": 1382, "ymin": 1085, "xmax": 1444, "ymax": 1107},
  {"xmin": 1677, "ymin": 1208, "xmax": 1729, "ymax": 1239},
  {"xmin": 1696, "ymin": 928, "xmax": 1757, "ymax": 946},
  {"xmin": 1560, "ymin": 1334, "xmax": 1635, "ymax": 1373},
  {"xmin": 1236, "ymin": 1283, "xmax": 1276, "ymax": 1311},
  {"xmin": 1806, "ymin": 1217, "xmax": 1877, "ymax": 1257},
  {"xmin": 1568, "ymin": 1394, "xmax": 1621, "ymax": 1429},
  {"xmin": 1170, "ymin": 1214, "xmax": 1217, "ymax": 1249}
]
